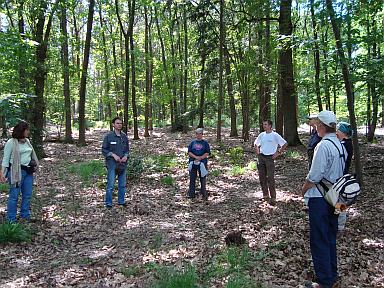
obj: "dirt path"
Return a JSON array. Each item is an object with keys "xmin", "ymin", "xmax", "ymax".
[{"xmin": 0, "ymin": 128, "xmax": 383, "ymax": 287}]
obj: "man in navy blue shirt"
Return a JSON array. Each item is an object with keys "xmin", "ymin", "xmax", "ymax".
[
  {"xmin": 187, "ymin": 128, "xmax": 211, "ymax": 200},
  {"xmin": 102, "ymin": 117, "xmax": 129, "ymax": 208}
]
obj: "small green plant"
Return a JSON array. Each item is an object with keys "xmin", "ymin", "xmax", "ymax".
[
  {"xmin": 153, "ymin": 265, "xmax": 198, "ymax": 288},
  {"xmin": 119, "ymin": 264, "xmax": 142, "ymax": 277},
  {"xmin": 145, "ymin": 154, "xmax": 178, "ymax": 172},
  {"xmin": 0, "ymin": 222, "xmax": 31, "ymax": 243},
  {"xmin": 210, "ymin": 169, "xmax": 221, "ymax": 177},
  {"xmin": 0, "ymin": 183, "xmax": 8, "ymax": 193},
  {"xmin": 68, "ymin": 160, "xmax": 105, "ymax": 182},
  {"xmin": 225, "ymin": 273, "xmax": 263, "ymax": 288},
  {"xmin": 126, "ymin": 155, "xmax": 144, "ymax": 179},
  {"xmin": 285, "ymin": 150, "xmax": 301, "ymax": 159},
  {"xmin": 228, "ymin": 147, "xmax": 245, "ymax": 165},
  {"xmin": 161, "ymin": 175, "xmax": 174, "ymax": 186},
  {"xmin": 246, "ymin": 161, "xmax": 257, "ymax": 171},
  {"xmin": 224, "ymin": 246, "xmax": 252, "ymax": 273},
  {"xmin": 150, "ymin": 232, "xmax": 164, "ymax": 250},
  {"xmin": 230, "ymin": 166, "xmax": 246, "ymax": 176}
]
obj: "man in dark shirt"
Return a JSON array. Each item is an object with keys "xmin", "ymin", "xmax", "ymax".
[
  {"xmin": 188, "ymin": 128, "xmax": 211, "ymax": 200},
  {"xmin": 102, "ymin": 117, "xmax": 129, "ymax": 208}
]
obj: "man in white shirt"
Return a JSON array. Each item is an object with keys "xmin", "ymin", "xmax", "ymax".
[{"xmin": 254, "ymin": 120, "xmax": 287, "ymax": 205}]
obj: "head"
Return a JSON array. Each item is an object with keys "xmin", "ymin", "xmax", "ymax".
[
  {"xmin": 262, "ymin": 120, "xmax": 273, "ymax": 132},
  {"xmin": 12, "ymin": 121, "xmax": 29, "ymax": 139},
  {"xmin": 112, "ymin": 117, "xmax": 123, "ymax": 131},
  {"xmin": 336, "ymin": 121, "xmax": 353, "ymax": 140},
  {"xmin": 315, "ymin": 110, "xmax": 337, "ymax": 137},
  {"xmin": 195, "ymin": 128, "xmax": 204, "ymax": 140}
]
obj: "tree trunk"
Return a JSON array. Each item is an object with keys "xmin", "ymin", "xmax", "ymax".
[
  {"xmin": 78, "ymin": 0, "xmax": 95, "ymax": 145},
  {"xmin": 279, "ymin": 0, "xmax": 301, "ymax": 145},
  {"xmin": 60, "ymin": 1, "xmax": 73, "ymax": 143},
  {"xmin": 98, "ymin": 2, "xmax": 112, "ymax": 131},
  {"xmin": 325, "ymin": 0, "xmax": 362, "ymax": 183},
  {"xmin": 144, "ymin": 6, "xmax": 150, "ymax": 137},
  {"xmin": 310, "ymin": 0, "xmax": 323, "ymax": 112},
  {"xmin": 225, "ymin": 49, "xmax": 237, "ymax": 137},
  {"xmin": 216, "ymin": 0, "xmax": 224, "ymax": 141},
  {"xmin": 182, "ymin": 5, "xmax": 188, "ymax": 133},
  {"xmin": 128, "ymin": 0, "xmax": 139, "ymax": 140},
  {"xmin": 198, "ymin": 53, "xmax": 206, "ymax": 128},
  {"xmin": 115, "ymin": 0, "xmax": 130, "ymax": 134},
  {"xmin": 32, "ymin": 1, "xmax": 57, "ymax": 157},
  {"xmin": 367, "ymin": 20, "xmax": 378, "ymax": 142}
]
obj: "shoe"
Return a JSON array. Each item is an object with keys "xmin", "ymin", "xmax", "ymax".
[
  {"xmin": 106, "ymin": 205, "xmax": 112, "ymax": 209},
  {"xmin": 118, "ymin": 203, "xmax": 127, "ymax": 207},
  {"xmin": 269, "ymin": 199, "xmax": 277, "ymax": 206}
]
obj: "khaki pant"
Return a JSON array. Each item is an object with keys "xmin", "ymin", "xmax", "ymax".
[{"xmin": 257, "ymin": 154, "xmax": 276, "ymax": 200}]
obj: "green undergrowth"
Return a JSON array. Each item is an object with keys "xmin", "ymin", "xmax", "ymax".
[{"xmin": 0, "ymin": 222, "xmax": 31, "ymax": 243}]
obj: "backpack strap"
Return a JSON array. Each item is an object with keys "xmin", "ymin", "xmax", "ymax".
[{"xmin": 324, "ymin": 138, "xmax": 346, "ymax": 172}]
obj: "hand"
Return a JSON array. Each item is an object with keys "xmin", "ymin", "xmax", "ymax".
[
  {"xmin": 272, "ymin": 152, "xmax": 279, "ymax": 160},
  {"xmin": 0, "ymin": 174, "xmax": 7, "ymax": 183},
  {"xmin": 120, "ymin": 156, "xmax": 128, "ymax": 163},
  {"xmin": 112, "ymin": 154, "xmax": 121, "ymax": 162}
]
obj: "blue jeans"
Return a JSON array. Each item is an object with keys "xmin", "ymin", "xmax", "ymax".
[
  {"xmin": 105, "ymin": 167, "xmax": 126, "ymax": 206},
  {"xmin": 188, "ymin": 164, "xmax": 207, "ymax": 198},
  {"xmin": 308, "ymin": 197, "xmax": 338, "ymax": 287},
  {"xmin": 7, "ymin": 169, "xmax": 34, "ymax": 222}
]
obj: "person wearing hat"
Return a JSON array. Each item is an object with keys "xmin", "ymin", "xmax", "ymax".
[
  {"xmin": 254, "ymin": 120, "xmax": 287, "ymax": 206},
  {"xmin": 187, "ymin": 128, "xmax": 211, "ymax": 200},
  {"xmin": 336, "ymin": 121, "xmax": 353, "ymax": 233},
  {"xmin": 336, "ymin": 121, "xmax": 353, "ymax": 174},
  {"xmin": 301, "ymin": 110, "xmax": 346, "ymax": 288},
  {"xmin": 307, "ymin": 115, "xmax": 322, "ymax": 170}
]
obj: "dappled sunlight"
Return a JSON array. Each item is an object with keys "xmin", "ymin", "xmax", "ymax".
[
  {"xmin": 362, "ymin": 238, "xmax": 384, "ymax": 249},
  {"xmin": 142, "ymin": 246, "xmax": 198, "ymax": 264}
]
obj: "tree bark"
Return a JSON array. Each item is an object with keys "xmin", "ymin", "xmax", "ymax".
[
  {"xmin": 278, "ymin": 0, "xmax": 301, "ymax": 145},
  {"xmin": 144, "ymin": 5, "xmax": 150, "ymax": 137},
  {"xmin": 325, "ymin": 0, "xmax": 362, "ymax": 183},
  {"xmin": 78, "ymin": 0, "xmax": 95, "ymax": 145},
  {"xmin": 216, "ymin": 0, "xmax": 224, "ymax": 141},
  {"xmin": 60, "ymin": 1, "xmax": 73, "ymax": 143}
]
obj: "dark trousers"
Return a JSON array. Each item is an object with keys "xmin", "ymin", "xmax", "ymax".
[
  {"xmin": 257, "ymin": 154, "xmax": 276, "ymax": 200},
  {"xmin": 188, "ymin": 164, "xmax": 207, "ymax": 199},
  {"xmin": 308, "ymin": 197, "xmax": 338, "ymax": 287}
]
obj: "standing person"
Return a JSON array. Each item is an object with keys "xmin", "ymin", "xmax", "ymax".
[
  {"xmin": 336, "ymin": 121, "xmax": 353, "ymax": 232},
  {"xmin": 254, "ymin": 120, "xmax": 287, "ymax": 206},
  {"xmin": 102, "ymin": 117, "xmax": 129, "ymax": 209},
  {"xmin": 188, "ymin": 128, "xmax": 211, "ymax": 200},
  {"xmin": 0, "ymin": 121, "xmax": 39, "ymax": 223},
  {"xmin": 307, "ymin": 116, "xmax": 322, "ymax": 169},
  {"xmin": 301, "ymin": 110, "xmax": 345, "ymax": 288}
]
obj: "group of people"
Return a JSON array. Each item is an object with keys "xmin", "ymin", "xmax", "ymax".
[{"xmin": 1, "ymin": 111, "xmax": 354, "ymax": 287}]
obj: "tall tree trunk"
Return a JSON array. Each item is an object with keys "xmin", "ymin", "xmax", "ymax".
[
  {"xmin": 321, "ymin": 28, "xmax": 331, "ymax": 112},
  {"xmin": 60, "ymin": 1, "xmax": 73, "ymax": 143},
  {"xmin": 198, "ymin": 53, "xmax": 206, "ymax": 128},
  {"xmin": 168, "ymin": 4, "xmax": 178, "ymax": 131},
  {"xmin": 115, "ymin": 0, "xmax": 130, "ymax": 133},
  {"xmin": 144, "ymin": 6, "xmax": 150, "ymax": 137},
  {"xmin": 149, "ymin": 12, "xmax": 154, "ymax": 131},
  {"xmin": 128, "ymin": 0, "xmax": 139, "ymax": 140},
  {"xmin": 98, "ymin": 2, "xmax": 112, "ymax": 130},
  {"xmin": 225, "ymin": 51, "xmax": 237, "ymax": 137},
  {"xmin": 279, "ymin": 0, "xmax": 300, "ymax": 145},
  {"xmin": 367, "ymin": 20, "xmax": 378, "ymax": 142},
  {"xmin": 216, "ymin": 0, "xmax": 224, "ymax": 141},
  {"xmin": 155, "ymin": 6, "xmax": 173, "ymax": 128},
  {"xmin": 78, "ymin": 0, "xmax": 95, "ymax": 145},
  {"xmin": 325, "ymin": 0, "xmax": 362, "ymax": 183},
  {"xmin": 310, "ymin": 0, "xmax": 323, "ymax": 112},
  {"xmin": 182, "ymin": 5, "xmax": 188, "ymax": 133},
  {"xmin": 32, "ymin": 1, "xmax": 57, "ymax": 157}
]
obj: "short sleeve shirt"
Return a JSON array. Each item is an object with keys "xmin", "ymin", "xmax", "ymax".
[
  {"xmin": 254, "ymin": 131, "xmax": 287, "ymax": 155},
  {"xmin": 188, "ymin": 140, "xmax": 211, "ymax": 164}
]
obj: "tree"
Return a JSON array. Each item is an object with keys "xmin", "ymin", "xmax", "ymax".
[
  {"xmin": 325, "ymin": 0, "xmax": 362, "ymax": 183},
  {"xmin": 78, "ymin": 0, "xmax": 95, "ymax": 145}
]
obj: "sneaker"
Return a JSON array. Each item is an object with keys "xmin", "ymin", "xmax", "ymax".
[
  {"xmin": 118, "ymin": 203, "xmax": 127, "ymax": 207},
  {"xmin": 105, "ymin": 205, "xmax": 112, "ymax": 209}
]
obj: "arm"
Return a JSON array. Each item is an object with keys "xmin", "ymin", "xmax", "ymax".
[
  {"xmin": 301, "ymin": 179, "xmax": 315, "ymax": 196},
  {"xmin": 1, "ymin": 139, "xmax": 13, "ymax": 180},
  {"xmin": 121, "ymin": 135, "xmax": 130, "ymax": 163},
  {"xmin": 272, "ymin": 142, "xmax": 288, "ymax": 159},
  {"xmin": 102, "ymin": 134, "xmax": 120, "ymax": 162}
]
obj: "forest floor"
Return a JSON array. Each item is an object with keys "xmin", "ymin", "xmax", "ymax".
[{"xmin": 0, "ymin": 127, "xmax": 383, "ymax": 288}]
